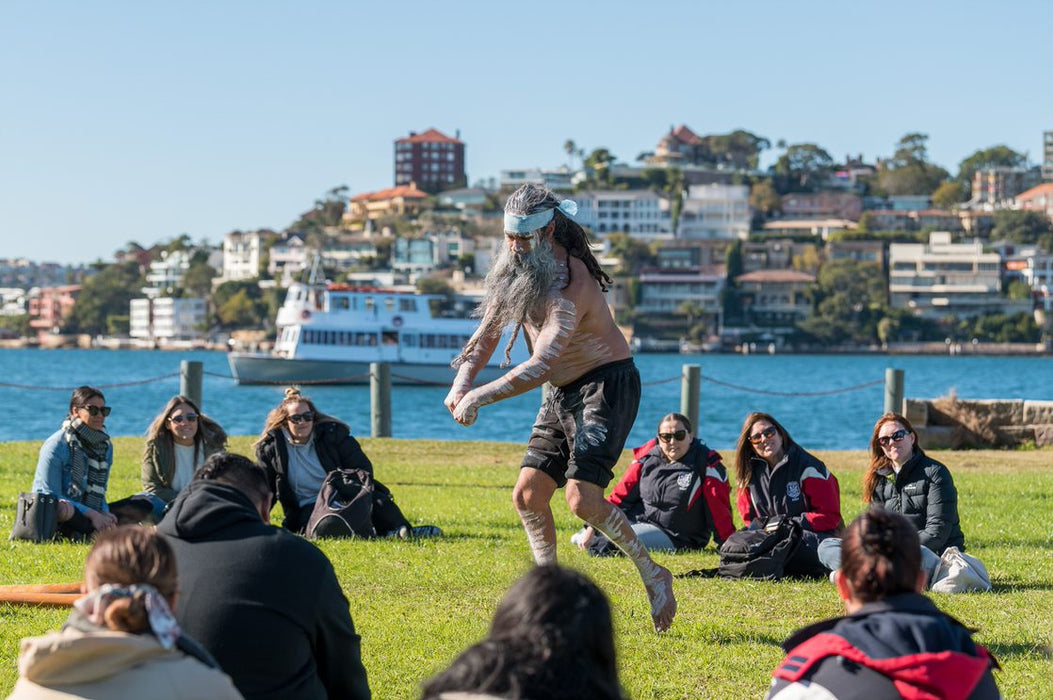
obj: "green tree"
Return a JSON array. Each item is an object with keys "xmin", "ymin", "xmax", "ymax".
[
  {"xmin": 289, "ymin": 185, "xmax": 350, "ymax": 233},
  {"xmin": 722, "ymin": 240, "xmax": 744, "ymax": 322},
  {"xmin": 703, "ymin": 129, "xmax": 771, "ymax": 170},
  {"xmin": 182, "ymin": 259, "xmax": 217, "ymax": 298},
  {"xmin": 1006, "ymin": 280, "xmax": 1033, "ymax": 300},
  {"xmin": 605, "ymin": 233, "xmax": 655, "ymax": 274},
  {"xmin": 217, "ymin": 289, "xmax": 258, "ymax": 327},
  {"xmin": 582, "ymin": 148, "xmax": 616, "ymax": 187},
  {"xmin": 876, "ymin": 133, "xmax": 949, "ymax": 196},
  {"xmin": 956, "ymin": 145, "xmax": 1026, "ymax": 185},
  {"xmin": 66, "ymin": 261, "xmax": 144, "ymax": 335},
  {"xmin": 771, "ymin": 143, "xmax": 834, "ymax": 193},
  {"xmin": 749, "ymin": 179, "xmax": 781, "ymax": 220},
  {"xmin": 991, "ymin": 210, "xmax": 1053, "ymax": 251},
  {"xmin": 931, "ymin": 180, "xmax": 965, "ymax": 209},
  {"xmin": 795, "ymin": 260, "xmax": 887, "ymax": 345}
]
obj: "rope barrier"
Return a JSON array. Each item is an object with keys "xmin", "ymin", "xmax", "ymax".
[
  {"xmin": 700, "ymin": 374, "xmax": 883, "ymax": 397},
  {"xmin": 0, "ymin": 373, "xmax": 181, "ymax": 392}
]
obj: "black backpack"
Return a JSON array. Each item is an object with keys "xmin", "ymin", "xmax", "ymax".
[
  {"xmin": 718, "ymin": 517, "xmax": 802, "ymax": 580},
  {"xmin": 305, "ymin": 468, "xmax": 376, "ymax": 539}
]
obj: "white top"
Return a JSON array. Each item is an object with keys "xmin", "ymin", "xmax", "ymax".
[{"xmin": 171, "ymin": 443, "xmax": 199, "ymax": 493}]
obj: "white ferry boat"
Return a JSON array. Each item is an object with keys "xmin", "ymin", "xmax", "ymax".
[{"xmin": 228, "ymin": 281, "xmax": 528, "ymax": 385}]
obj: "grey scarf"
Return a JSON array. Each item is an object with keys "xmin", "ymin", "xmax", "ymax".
[{"xmin": 63, "ymin": 417, "xmax": 110, "ymax": 511}]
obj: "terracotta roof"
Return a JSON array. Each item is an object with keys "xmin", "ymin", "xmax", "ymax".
[
  {"xmin": 735, "ymin": 269, "xmax": 815, "ymax": 283},
  {"xmin": 669, "ymin": 124, "xmax": 703, "ymax": 146},
  {"xmin": 351, "ymin": 185, "xmax": 429, "ymax": 202},
  {"xmin": 396, "ymin": 128, "xmax": 463, "ymax": 145},
  {"xmin": 1016, "ymin": 183, "xmax": 1053, "ymax": 200}
]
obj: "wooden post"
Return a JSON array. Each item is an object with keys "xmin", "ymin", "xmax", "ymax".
[
  {"xmin": 180, "ymin": 360, "xmax": 203, "ymax": 409},
  {"xmin": 884, "ymin": 367, "xmax": 904, "ymax": 415},
  {"xmin": 371, "ymin": 362, "xmax": 392, "ymax": 438},
  {"xmin": 681, "ymin": 364, "xmax": 700, "ymax": 433}
]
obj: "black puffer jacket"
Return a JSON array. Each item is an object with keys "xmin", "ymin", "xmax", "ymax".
[
  {"xmin": 870, "ymin": 449, "xmax": 965, "ymax": 554},
  {"xmin": 255, "ymin": 420, "xmax": 373, "ymax": 532}
]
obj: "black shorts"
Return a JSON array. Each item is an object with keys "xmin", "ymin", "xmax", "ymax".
[{"xmin": 520, "ymin": 358, "xmax": 641, "ymax": 488}]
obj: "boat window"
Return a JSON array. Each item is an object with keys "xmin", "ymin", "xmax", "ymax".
[
  {"xmin": 384, "ymin": 297, "xmax": 395, "ymax": 312},
  {"xmin": 333, "ymin": 296, "xmax": 350, "ymax": 310},
  {"xmin": 382, "ymin": 331, "xmax": 398, "ymax": 345},
  {"xmin": 399, "ymin": 298, "xmax": 417, "ymax": 312},
  {"xmin": 403, "ymin": 333, "xmax": 417, "ymax": 347},
  {"xmin": 365, "ymin": 297, "xmax": 375, "ymax": 312}
]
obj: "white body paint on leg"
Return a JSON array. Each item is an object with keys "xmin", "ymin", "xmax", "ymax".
[{"xmin": 518, "ymin": 508, "xmax": 557, "ymax": 565}]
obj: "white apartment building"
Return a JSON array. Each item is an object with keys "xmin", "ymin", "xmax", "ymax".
[
  {"xmin": 268, "ymin": 233, "xmax": 310, "ymax": 284},
  {"xmin": 889, "ymin": 232, "xmax": 1027, "ymax": 318},
  {"xmin": 130, "ymin": 297, "xmax": 208, "ymax": 342},
  {"xmin": 573, "ymin": 190, "xmax": 674, "ymax": 239},
  {"xmin": 0, "ymin": 287, "xmax": 26, "ymax": 316},
  {"xmin": 499, "ymin": 167, "xmax": 574, "ymax": 192},
  {"xmin": 145, "ymin": 250, "xmax": 192, "ymax": 294},
  {"xmin": 677, "ymin": 184, "xmax": 750, "ymax": 240},
  {"xmin": 223, "ymin": 231, "xmax": 262, "ymax": 281}
]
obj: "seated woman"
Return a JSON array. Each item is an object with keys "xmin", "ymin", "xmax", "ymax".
[
  {"xmin": 9, "ymin": 525, "xmax": 242, "ymax": 699},
  {"xmin": 142, "ymin": 395, "xmax": 227, "ymax": 505},
  {"xmin": 733, "ymin": 412, "xmax": 842, "ymax": 576},
  {"xmin": 573, "ymin": 412, "xmax": 734, "ymax": 555},
  {"xmin": 818, "ymin": 412, "xmax": 964, "ymax": 584},
  {"xmin": 420, "ymin": 565, "xmax": 625, "ymax": 700},
  {"xmin": 255, "ymin": 387, "xmax": 439, "ymax": 537},
  {"xmin": 31, "ymin": 386, "xmax": 142, "ymax": 538},
  {"xmin": 766, "ymin": 509, "xmax": 999, "ymax": 699}
]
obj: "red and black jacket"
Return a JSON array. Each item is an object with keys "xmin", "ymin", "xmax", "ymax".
[
  {"xmin": 608, "ymin": 438, "xmax": 735, "ymax": 549},
  {"xmin": 737, "ymin": 443, "xmax": 842, "ymax": 534},
  {"xmin": 767, "ymin": 593, "xmax": 1000, "ymax": 700}
]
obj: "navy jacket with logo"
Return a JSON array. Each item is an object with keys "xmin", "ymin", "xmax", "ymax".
[
  {"xmin": 766, "ymin": 592, "xmax": 999, "ymax": 699},
  {"xmin": 737, "ymin": 443, "xmax": 842, "ymax": 534}
]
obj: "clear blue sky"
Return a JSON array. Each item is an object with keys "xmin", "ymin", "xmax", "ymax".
[{"xmin": 1, "ymin": 1, "xmax": 1049, "ymax": 264}]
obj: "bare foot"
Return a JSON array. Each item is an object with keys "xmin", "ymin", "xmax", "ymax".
[{"xmin": 646, "ymin": 564, "xmax": 677, "ymax": 632}]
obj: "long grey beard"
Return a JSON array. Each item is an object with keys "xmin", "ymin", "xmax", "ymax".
[{"xmin": 476, "ymin": 235, "xmax": 557, "ymax": 329}]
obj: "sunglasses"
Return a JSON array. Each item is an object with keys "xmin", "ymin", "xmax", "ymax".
[
  {"xmin": 287, "ymin": 411, "xmax": 315, "ymax": 424},
  {"xmin": 658, "ymin": 430, "xmax": 687, "ymax": 442},
  {"xmin": 79, "ymin": 405, "xmax": 112, "ymax": 417},
  {"xmin": 877, "ymin": 429, "xmax": 910, "ymax": 447},
  {"xmin": 748, "ymin": 426, "xmax": 778, "ymax": 444},
  {"xmin": 169, "ymin": 414, "xmax": 198, "ymax": 424}
]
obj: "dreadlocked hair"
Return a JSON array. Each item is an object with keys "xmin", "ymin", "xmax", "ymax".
[{"xmin": 452, "ymin": 184, "xmax": 608, "ymax": 369}]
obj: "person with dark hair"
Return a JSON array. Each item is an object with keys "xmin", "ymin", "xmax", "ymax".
[
  {"xmin": 9, "ymin": 525, "xmax": 242, "ymax": 699},
  {"xmin": 255, "ymin": 386, "xmax": 437, "ymax": 538},
  {"xmin": 733, "ymin": 412, "xmax": 842, "ymax": 575},
  {"xmin": 767, "ymin": 510, "xmax": 1000, "ymax": 699},
  {"xmin": 573, "ymin": 412, "xmax": 734, "ymax": 555},
  {"xmin": 157, "ymin": 452, "xmax": 371, "ymax": 700},
  {"xmin": 445, "ymin": 183, "xmax": 676, "ymax": 632},
  {"xmin": 420, "ymin": 565, "xmax": 625, "ymax": 700},
  {"xmin": 142, "ymin": 394, "xmax": 227, "ymax": 504},
  {"xmin": 818, "ymin": 413, "xmax": 963, "ymax": 584},
  {"xmin": 31, "ymin": 386, "xmax": 127, "ymax": 537}
]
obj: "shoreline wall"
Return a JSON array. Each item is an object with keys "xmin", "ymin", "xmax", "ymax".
[{"xmin": 905, "ymin": 397, "xmax": 1053, "ymax": 449}]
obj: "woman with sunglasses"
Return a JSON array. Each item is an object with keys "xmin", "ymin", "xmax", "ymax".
[
  {"xmin": 733, "ymin": 412, "xmax": 842, "ymax": 575},
  {"xmin": 255, "ymin": 387, "xmax": 435, "ymax": 537},
  {"xmin": 817, "ymin": 413, "xmax": 963, "ymax": 581},
  {"xmin": 141, "ymin": 395, "xmax": 227, "ymax": 505},
  {"xmin": 31, "ymin": 386, "xmax": 122, "ymax": 537},
  {"xmin": 572, "ymin": 412, "xmax": 734, "ymax": 555}
]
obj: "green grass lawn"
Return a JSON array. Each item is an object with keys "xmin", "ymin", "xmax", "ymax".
[{"xmin": 1, "ymin": 437, "xmax": 1052, "ymax": 698}]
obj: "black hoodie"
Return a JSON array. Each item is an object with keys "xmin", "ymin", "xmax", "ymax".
[{"xmin": 157, "ymin": 480, "xmax": 370, "ymax": 700}]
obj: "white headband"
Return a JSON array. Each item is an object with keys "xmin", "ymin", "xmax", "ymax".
[{"xmin": 503, "ymin": 199, "xmax": 579, "ymax": 234}]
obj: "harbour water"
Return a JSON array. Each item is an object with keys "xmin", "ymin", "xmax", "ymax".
[{"xmin": 1, "ymin": 348, "xmax": 1049, "ymax": 450}]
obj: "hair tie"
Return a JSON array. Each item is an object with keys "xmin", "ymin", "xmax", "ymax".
[
  {"xmin": 558, "ymin": 198, "xmax": 578, "ymax": 218},
  {"xmin": 74, "ymin": 583, "xmax": 181, "ymax": 649}
]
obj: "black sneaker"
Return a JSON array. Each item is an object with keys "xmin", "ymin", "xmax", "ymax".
[{"xmin": 411, "ymin": 525, "xmax": 443, "ymax": 538}]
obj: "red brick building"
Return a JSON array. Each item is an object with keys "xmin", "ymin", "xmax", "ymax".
[{"xmin": 394, "ymin": 128, "xmax": 466, "ymax": 193}]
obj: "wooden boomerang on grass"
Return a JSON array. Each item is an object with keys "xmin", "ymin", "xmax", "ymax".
[{"xmin": 0, "ymin": 582, "xmax": 82, "ymax": 607}]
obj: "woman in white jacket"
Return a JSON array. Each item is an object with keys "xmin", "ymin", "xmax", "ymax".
[{"xmin": 8, "ymin": 525, "xmax": 242, "ymax": 700}]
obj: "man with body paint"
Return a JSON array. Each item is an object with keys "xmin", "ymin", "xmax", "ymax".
[{"xmin": 445, "ymin": 183, "xmax": 677, "ymax": 633}]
